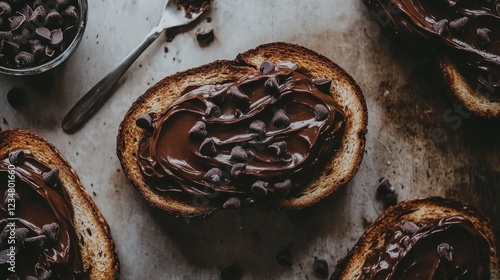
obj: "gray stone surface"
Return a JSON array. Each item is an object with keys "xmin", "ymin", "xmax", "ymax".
[{"xmin": 0, "ymin": 0, "xmax": 499, "ymax": 279}]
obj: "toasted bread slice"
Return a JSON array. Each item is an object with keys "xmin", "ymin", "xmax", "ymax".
[
  {"xmin": 117, "ymin": 42, "xmax": 368, "ymax": 217},
  {"xmin": 331, "ymin": 197, "xmax": 500, "ymax": 280},
  {"xmin": 0, "ymin": 129, "xmax": 119, "ymax": 279}
]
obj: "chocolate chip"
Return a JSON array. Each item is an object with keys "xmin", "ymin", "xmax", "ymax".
[
  {"xmin": 220, "ymin": 263, "xmax": 244, "ymax": 280},
  {"xmin": 264, "ymin": 76, "xmax": 280, "ymax": 93},
  {"xmin": 14, "ymin": 227, "xmax": 29, "ymax": 247},
  {"xmin": 0, "ymin": 249, "xmax": 11, "ymax": 264},
  {"xmin": 376, "ymin": 178, "xmax": 395, "ymax": 198},
  {"xmin": 228, "ymin": 86, "xmax": 250, "ymax": 110},
  {"xmin": 223, "ymin": 197, "xmax": 241, "ymax": 210},
  {"xmin": 249, "ymin": 120, "xmax": 266, "ymax": 135},
  {"xmin": 7, "ymin": 87, "xmax": 25, "ymax": 108},
  {"xmin": 272, "ymin": 109, "xmax": 290, "ymax": 128},
  {"xmin": 42, "ymin": 168, "xmax": 59, "ymax": 188},
  {"xmin": 45, "ymin": 10, "xmax": 63, "ymax": 29},
  {"xmin": 313, "ymin": 258, "xmax": 329, "ymax": 279},
  {"xmin": 194, "ymin": 26, "xmax": 214, "ymax": 45},
  {"xmin": 199, "ymin": 138, "xmax": 217, "ymax": 156},
  {"xmin": 35, "ymin": 27, "xmax": 51, "ymax": 41},
  {"xmin": 274, "ymin": 179, "xmax": 292, "ymax": 195},
  {"xmin": 62, "ymin": 6, "xmax": 78, "ymax": 25},
  {"xmin": 50, "ymin": 29, "xmax": 63, "ymax": 46},
  {"xmin": 14, "ymin": 51, "xmax": 34, "ymax": 67},
  {"xmin": 42, "ymin": 223, "xmax": 59, "ymax": 243},
  {"xmin": 32, "ymin": 41, "xmax": 45, "ymax": 58},
  {"xmin": 136, "ymin": 114, "xmax": 153, "ymax": 130},
  {"xmin": 276, "ymin": 247, "xmax": 292, "ymax": 267},
  {"xmin": 234, "ymin": 109, "xmax": 243, "ymax": 118},
  {"xmin": 400, "ymin": 235, "xmax": 410, "ymax": 248},
  {"xmin": 433, "ymin": 19, "xmax": 449, "ymax": 36},
  {"xmin": 0, "ymin": 31, "xmax": 13, "ymax": 40},
  {"xmin": 8, "ymin": 150, "xmax": 25, "ymax": 166},
  {"xmin": 383, "ymin": 193, "xmax": 398, "ymax": 209},
  {"xmin": 231, "ymin": 163, "xmax": 246, "ymax": 178},
  {"xmin": 20, "ymin": 4, "xmax": 33, "ymax": 19},
  {"xmin": 204, "ymin": 167, "xmax": 223, "ymax": 185},
  {"xmin": 313, "ymin": 78, "xmax": 332, "ymax": 94},
  {"xmin": 205, "ymin": 104, "xmax": 221, "ymax": 118},
  {"xmin": 449, "ymin": 17, "xmax": 468, "ymax": 35},
  {"xmin": 269, "ymin": 141, "xmax": 287, "ymax": 157},
  {"xmin": 260, "ymin": 61, "xmax": 275, "ymax": 75},
  {"xmin": 7, "ymin": 274, "xmax": 20, "ymax": 280},
  {"xmin": 35, "ymin": 262, "xmax": 51, "ymax": 279},
  {"xmin": 26, "ymin": 235, "xmax": 47, "ymax": 252},
  {"xmin": 477, "ymin": 28, "xmax": 491, "ymax": 45},
  {"xmin": 313, "ymin": 104, "xmax": 329, "ymax": 121},
  {"xmin": 0, "ymin": 2, "xmax": 12, "ymax": 16},
  {"xmin": 9, "ymin": 12, "xmax": 26, "ymax": 31},
  {"xmin": 437, "ymin": 243, "xmax": 454, "ymax": 262},
  {"xmin": 188, "ymin": 121, "xmax": 207, "ymax": 139},
  {"xmin": 402, "ymin": 221, "xmax": 419, "ymax": 235},
  {"xmin": 230, "ymin": 146, "xmax": 247, "ymax": 162},
  {"xmin": 251, "ymin": 181, "xmax": 268, "ymax": 196},
  {"xmin": 45, "ymin": 46, "xmax": 55, "ymax": 57},
  {"xmin": 31, "ymin": 5, "xmax": 46, "ymax": 23}
]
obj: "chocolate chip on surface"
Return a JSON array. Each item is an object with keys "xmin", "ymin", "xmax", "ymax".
[
  {"xmin": 264, "ymin": 76, "xmax": 280, "ymax": 93},
  {"xmin": 274, "ymin": 179, "xmax": 292, "ymax": 195},
  {"xmin": 62, "ymin": 6, "xmax": 79, "ymax": 25},
  {"xmin": 204, "ymin": 167, "xmax": 223, "ymax": 185},
  {"xmin": 276, "ymin": 247, "xmax": 293, "ymax": 267},
  {"xmin": 376, "ymin": 178, "xmax": 395, "ymax": 198},
  {"xmin": 272, "ymin": 109, "xmax": 290, "ymax": 128},
  {"xmin": 45, "ymin": 46, "xmax": 55, "ymax": 57},
  {"xmin": 433, "ymin": 19, "xmax": 449, "ymax": 35},
  {"xmin": 42, "ymin": 168, "xmax": 59, "ymax": 188},
  {"xmin": 50, "ymin": 29, "xmax": 63, "ymax": 46},
  {"xmin": 400, "ymin": 235, "xmax": 410, "ymax": 248},
  {"xmin": 7, "ymin": 87, "xmax": 25, "ymax": 108},
  {"xmin": 228, "ymin": 86, "xmax": 250, "ymax": 109},
  {"xmin": 230, "ymin": 146, "xmax": 248, "ymax": 162},
  {"xmin": 199, "ymin": 138, "xmax": 217, "ymax": 156},
  {"xmin": 45, "ymin": 10, "xmax": 63, "ymax": 29},
  {"xmin": 31, "ymin": 5, "xmax": 46, "ymax": 23},
  {"xmin": 477, "ymin": 28, "xmax": 491, "ymax": 45},
  {"xmin": 251, "ymin": 181, "xmax": 268, "ymax": 196},
  {"xmin": 14, "ymin": 51, "xmax": 35, "ymax": 67},
  {"xmin": 383, "ymin": 193, "xmax": 398, "ymax": 209},
  {"xmin": 313, "ymin": 78, "xmax": 332, "ymax": 94},
  {"xmin": 223, "ymin": 197, "xmax": 241, "ymax": 210},
  {"xmin": 231, "ymin": 163, "xmax": 246, "ymax": 178},
  {"xmin": 402, "ymin": 221, "xmax": 419, "ymax": 235},
  {"xmin": 14, "ymin": 227, "xmax": 29, "ymax": 247},
  {"xmin": 313, "ymin": 257, "xmax": 329, "ymax": 279},
  {"xmin": 234, "ymin": 109, "xmax": 243, "ymax": 118},
  {"xmin": 260, "ymin": 61, "xmax": 275, "ymax": 75},
  {"xmin": 220, "ymin": 263, "xmax": 244, "ymax": 280},
  {"xmin": 26, "ymin": 235, "xmax": 47, "ymax": 252},
  {"xmin": 0, "ymin": 2, "xmax": 12, "ymax": 16},
  {"xmin": 35, "ymin": 27, "xmax": 51, "ymax": 41},
  {"xmin": 313, "ymin": 104, "xmax": 329, "ymax": 121},
  {"xmin": 249, "ymin": 120, "xmax": 266, "ymax": 135},
  {"xmin": 42, "ymin": 223, "xmax": 59, "ymax": 243},
  {"xmin": 449, "ymin": 17, "xmax": 468, "ymax": 35},
  {"xmin": 8, "ymin": 150, "xmax": 25, "ymax": 166},
  {"xmin": 188, "ymin": 121, "xmax": 207, "ymax": 139},
  {"xmin": 437, "ymin": 243, "xmax": 454, "ymax": 262},
  {"xmin": 194, "ymin": 26, "xmax": 214, "ymax": 45},
  {"xmin": 269, "ymin": 141, "xmax": 287, "ymax": 157},
  {"xmin": 9, "ymin": 12, "xmax": 26, "ymax": 31},
  {"xmin": 205, "ymin": 104, "xmax": 221, "ymax": 118},
  {"xmin": 136, "ymin": 114, "xmax": 153, "ymax": 131}
]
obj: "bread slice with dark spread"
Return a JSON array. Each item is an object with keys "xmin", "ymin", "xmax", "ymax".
[
  {"xmin": 117, "ymin": 42, "xmax": 368, "ymax": 217},
  {"xmin": 0, "ymin": 129, "xmax": 119, "ymax": 279},
  {"xmin": 331, "ymin": 197, "xmax": 500, "ymax": 280}
]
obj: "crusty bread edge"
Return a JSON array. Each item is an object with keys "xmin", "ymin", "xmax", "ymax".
[
  {"xmin": 330, "ymin": 197, "xmax": 500, "ymax": 280},
  {"xmin": 0, "ymin": 129, "xmax": 119, "ymax": 279},
  {"xmin": 117, "ymin": 42, "xmax": 367, "ymax": 216}
]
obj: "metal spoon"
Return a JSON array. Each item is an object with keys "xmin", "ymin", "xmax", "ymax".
[{"xmin": 62, "ymin": 0, "xmax": 212, "ymax": 133}]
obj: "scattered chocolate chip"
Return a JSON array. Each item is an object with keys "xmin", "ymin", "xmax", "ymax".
[
  {"xmin": 220, "ymin": 263, "xmax": 244, "ymax": 280},
  {"xmin": 437, "ymin": 243, "xmax": 454, "ymax": 262},
  {"xmin": 272, "ymin": 109, "xmax": 290, "ymax": 128},
  {"xmin": 400, "ymin": 235, "xmax": 410, "ymax": 248},
  {"xmin": 9, "ymin": 12, "xmax": 26, "ymax": 31},
  {"xmin": 231, "ymin": 163, "xmax": 246, "ymax": 178},
  {"xmin": 45, "ymin": 10, "xmax": 63, "ymax": 29},
  {"xmin": 402, "ymin": 221, "xmax": 419, "ymax": 235},
  {"xmin": 383, "ymin": 193, "xmax": 398, "ymax": 209},
  {"xmin": 228, "ymin": 86, "xmax": 250, "ymax": 109},
  {"xmin": 14, "ymin": 51, "xmax": 35, "ymax": 67},
  {"xmin": 14, "ymin": 227, "xmax": 29, "ymax": 247},
  {"xmin": 260, "ymin": 61, "xmax": 275, "ymax": 75},
  {"xmin": 36, "ymin": 27, "xmax": 51, "ymax": 41},
  {"xmin": 199, "ymin": 138, "xmax": 217, "ymax": 156},
  {"xmin": 31, "ymin": 5, "xmax": 46, "ymax": 23},
  {"xmin": 223, "ymin": 197, "xmax": 241, "ymax": 210},
  {"xmin": 32, "ymin": 42, "xmax": 45, "ymax": 58},
  {"xmin": 230, "ymin": 146, "xmax": 248, "ymax": 162},
  {"xmin": 477, "ymin": 28, "xmax": 491, "ymax": 45},
  {"xmin": 42, "ymin": 168, "xmax": 59, "ymax": 188},
  {"xmin": 26, "ymin": 235, "xmax": 47, "ymax": 252},
  {"xmin": 313, "ymin": 104, "xmax": 329, "ymax": 121},
  {"xmin": 251, "ymin": 181, "xmax": 268, "ymax": 196},
  {"xmin": 194, "ymin": 26, "xmax": 214, "ymax": 45},
  {"xmin": 8, "ymin": 150, "xmax": 25, "ymax": 166},
  {"xmin": 50, "ymin": 28, "xmax": 63, "ymax": 46},
  {"xmin": 269, "ymin": 141, "xmax": 287, "ymax": 157},
  {"xmin": 188, "ymin": 121, "xmax": 207, "ymax": 139},
  {"xmin": 276, "ymin": 247, "xmax": 293, "ymax": 267},
  {"xmin": 313, "ymin": 258, "xmax": 329, "ymax": 279},
  {"xmin": 376, "ymin": 178, "xmax": 395, "ymax": 198},
  {"xmin": 0, "ymin": 2, "xmax": 12, "ymax": 16},
  {"xmin": 249, "ymin": 120, "xmax": 266, "ymax": 135},
  {"xmin": 204, "ymin": 167, "xmax": 223, "ymax": 185},
  {"xmin": 205, "ymin": 104, "xmax": 221, "ymax": 118},
  {"xmin": 7, "ymin": 87, "xmax": 25, "ymax": 108},
  {"xmin": 274, "ymin": 179, "xmax": 292, "ymax": 195},
  {"xmin": 264, "ymin": 76, "xmax": 280, "ymax": 93},
  {"xmin": 42, "ymin": 223, "xmax": 59, "ymax": 243},
  {"xmin": 35, "ymin": 262, "xmax": 51, "ymax": 279},
  {"xmin": 433, "ymin": 19, "xmax": 449, "ymax": 36},
  {"xmin": 449, "ymin": 17, "xmax": 468, "ymax": 35},
  {"xmin": 136, "ymin": 114, "xmax": 153, "ymax": 130},
  {"xmin": 313, "ymin": 78, "xmax": 332, "ymax": 94}
]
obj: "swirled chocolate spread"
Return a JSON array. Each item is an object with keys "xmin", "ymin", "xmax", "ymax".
[
  {"xmin": 137, "ymin": 61, "xmax": 346, "ymax": 209},
  {"xmin": 0, "ymin": 150, "xmax": 85, "ymax": 279},
  {"xmin": 374, "ymin": 0, "xmax": 500, "ymax": 99},
  {"xmin": 361, "ymin": 216, "xmax": 491, "ymax": 280}
]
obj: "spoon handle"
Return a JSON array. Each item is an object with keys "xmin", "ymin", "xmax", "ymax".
[{"xmin": 62, "ymin": 30, "xmax": 161, "ymax": 133}]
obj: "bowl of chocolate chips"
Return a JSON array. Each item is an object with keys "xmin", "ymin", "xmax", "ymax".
[{"xmin": 0, "ymin": 0, "xmax": 87, "ymax": 75}]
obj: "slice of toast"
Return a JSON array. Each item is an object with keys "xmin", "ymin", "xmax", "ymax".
[
  {"xmin": 0, "ymin": 129, "xmax": 119, "ymax": 279},
  {"xmin": 117, "ymin": 42, "xmax": 368, "ymax": 217},
  {"xmin": 331, "ymin": 197, "xmax": 500, "ymax": 280}
]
